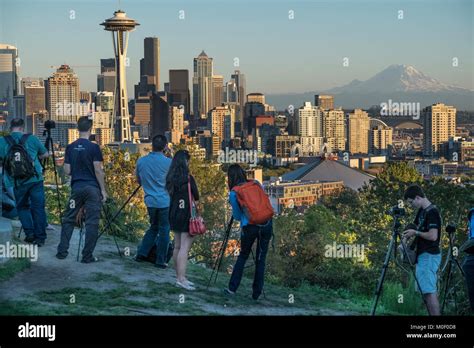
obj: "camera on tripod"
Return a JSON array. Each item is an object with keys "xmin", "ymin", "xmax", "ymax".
[
  {"xmin": 43, "ymin": 119, "xmax": 56, "ymax": 137},
  {"xmin": 387, "ymin": 205, "xmax": 406, "ymax": 217},
  {"xmin": 446, "ymin": 223, "xmax": 456, "ymax": 235}
]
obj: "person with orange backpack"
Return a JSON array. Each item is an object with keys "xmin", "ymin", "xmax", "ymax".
[{"xmin": 224, "ymin": 164, "xmax": 274, "ymax": 300}]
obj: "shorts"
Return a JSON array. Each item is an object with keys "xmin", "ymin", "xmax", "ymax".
[{"xmin": 415, "ymin": 252, "xmax": 441, "ymax": 294}]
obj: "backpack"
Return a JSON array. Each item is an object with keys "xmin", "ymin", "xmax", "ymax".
[
  {"xmin": 3, "ymin": 134, "xmax": 37, "ymax": 185},
  {"xmin": 461, "ymin": 208, "xmax": 474, "ymax": 254},
  {"xmin": 232, "ymin": 180, "xmax": 274, "ymax": 225}
]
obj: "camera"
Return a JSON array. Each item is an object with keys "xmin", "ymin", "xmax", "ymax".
[
  {"xmin": 44, "ymin": 119, "xmax": 56, "ymax": 130},
  {"xmin": 446, "ymin": 223, "xmax": 456, "ymax": 235},
  {"xmin": 388, "ymin": 206, "xmax": 406, "ymax": 217}
]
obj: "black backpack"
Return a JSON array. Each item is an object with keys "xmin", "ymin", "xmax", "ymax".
[{"xmin": 3, "ymin": 134, "xmax": 37, "ymax": 185}]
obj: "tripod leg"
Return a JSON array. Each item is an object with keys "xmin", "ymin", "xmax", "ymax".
[
  {"xmin": 371, "ymin": 235, "xmax": 395, "ymax": 316},
  {"xmin": 441, "ymin": 261, "xmax": 452, "ymax": 314}
]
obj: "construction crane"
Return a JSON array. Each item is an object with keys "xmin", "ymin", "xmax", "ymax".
[{"xmin": 49, "ymin": 65, "xmax": 99, "ymax": 69}]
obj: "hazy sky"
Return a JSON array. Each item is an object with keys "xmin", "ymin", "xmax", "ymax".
[{"xmin": 1, "ymin": 0, "xmax": 473, "ymax": 95}]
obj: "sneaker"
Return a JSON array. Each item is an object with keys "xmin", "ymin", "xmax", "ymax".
[
  {"xmin": 56, "ymin": 253, "xmax": 67, "ymax": 260},
  {"xmin": 24, "ymin": 235, "xmax": 35, "ymax": 243},
  {"xmin": 185, "ymin": 279, "xmax": 195, "ymax": 287},
  {"xmin": 155, "ymin": 263, "xmax": 168, "ymax": 269},
  {"xmin": 133, "ymin": 254, "xmax": 148, "ymax": 262},
  {"xmin": 223, "ymin": 288, "xmax": 236, "ymax": 296},
  {"xmin": 81, "ymin": 257, "xmax": 99, "ymax": 264},
  {"xmin": 46, "ymin": 224, "xmax": 56, "ymax": 231},
  {"xmin": 176, "ymin": 280, "xmax": 196, "ymax": 291},
  {"xmin": 33, "ymin": 240, "xmax": 45, "ymax": 247}
]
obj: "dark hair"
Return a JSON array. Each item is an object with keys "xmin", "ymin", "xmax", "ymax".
[
  {"xmin": 77, "ymin": 116, "xmax": 93, "ymax": 132},
  {"xmin": 227, "ymin": 164, "xmax": 247, "ymax": 190},
  {"xmin": 166, "ymin": 150, "xmax": 191, "ymax": 196},
  {"xmin": 404, "ymin": 184, "xmax": 425, "ymax": 200},
  {"xmin": 10, "ymin": 118, "xmax": 24, "ymax": 129},
  {"xmin": 152, "ymin": 134, "xmax": 168, "ymax": 152}
]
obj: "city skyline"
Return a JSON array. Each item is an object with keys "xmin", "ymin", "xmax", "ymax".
[{"xmin": 1, "ymin": 0, "xmax": 472, "ymax": 97}]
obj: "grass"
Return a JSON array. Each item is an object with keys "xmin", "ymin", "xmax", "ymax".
[{"xmin": 0, "ymin": 257, "xmax": 31, "ymax": 282}]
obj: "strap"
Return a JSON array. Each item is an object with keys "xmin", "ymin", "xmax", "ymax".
[
  {"xmin": 4, "ymin": 135, "xmax": 16, "ymax": 147},
  {"xmin": 19, "ymin": 133, "xmax": 30, "ymax": 145},
  {"xmin": 188, "ymin": 176, "xmax": 194, "ymax": 218}
]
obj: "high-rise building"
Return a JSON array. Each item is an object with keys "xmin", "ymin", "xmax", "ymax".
[
  {"xmin": 348, "ymin": 109, "xmax": 370, "ymax": 154},
  {"xmin": 96, "ymin": 91, "xmax": 114, "ymax": 112},
  {"xmin": 170, "ymin": 105, "xmax": 184, "ymax": 144},
  {"xmin": 247, "ymin": 93, "xmax": 265, "ymax": 104},
  {"xmin": 134, "ymin": 95, "xmax": 151, "ymax": 126},
  {"xmin": 244, "ymin": 101, "xmax": 265, "ymax": 135},
  {"xmin": 323, "ymin": 108, "xmax": 345, "ymax": 152},
  {"xmin": 275, "ymin": 135, "xmax": 300, "ymax": 157},
  {"xmin": 209, "ymin": 105, "xmax": 230, "ymax": 145},
  {"xmin": 100, "ymin": 58, "xmax": 116, "ymax": 73},
  {"xmin": 314, "ymin": 95, "xmax": 334, "ymax": 110},
  {"xmin": 24, "ymin": 79, "xmax": 45, "ymax": 117},
  {"xmin": 423, "ymin": 103, "xmax": 456, "ymax": 157},
  {"xmin": 231, "ymin": 70, "xmax": 246, "ymax": 125},
  {"xmin": 143, "ymin": 37, "xmax": 160, "ymax": 91},
  {"xmin": 298, "ymin": 102, "xmax": 323, "ymax": 137},
  {"xmin": 369, "ymin": 122, "xmax": 393, "ymax": 156},
  {"xmin": 169, "ymin": 69, "xmax": 190, "ymax": 115},
  {"xmin": 225, "ymin": 79, "xmax": 238, "ymax": 103},
  {"xmin": 97, "ymin": 58, "xmax": 116, "ymax": 93},
  {"xmin": 150, "ymin": 92, "xmax": 170, "ymax": 137},
  {"xmin": 193, "ymin": 51, "xmax": 213, "ymax": 119},
  {"xmin": 211, "ymin": 75, "xmax": 224, "ymax": 110},
  {"xmin": 45, "ymin": 64, "xmax": 80, "ymax": 121},
  {"xmin": 0, "ymin": 44, "xmax": 19, "ymax": 120},
  {"xmin": 101, "ymin": 10, "xmax": 139, "ymax": 142}
]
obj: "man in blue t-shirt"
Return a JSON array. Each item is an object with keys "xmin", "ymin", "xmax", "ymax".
[
  {"xmin": 0, "ymin": 118, "xmax": 50, "ymax": 245},
  {"xmin": 134, "ymin": 134, "xmax": 172, "ymax": 268},
  {"xmin": 56, "ymin": 116, "xmax": 107, "ymax": 263}
]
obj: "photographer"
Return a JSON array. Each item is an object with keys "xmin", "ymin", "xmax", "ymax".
[
  {"xmin": 0, "ymin": 118, "xmax": 49, "ymax": 245},
  {"xmin": 402, "ymin": 184, "xmax": 442, "ymax": 315},
  {"xmin": 56, "ymin": 116, "xmax": 106, "ymax": 263}
]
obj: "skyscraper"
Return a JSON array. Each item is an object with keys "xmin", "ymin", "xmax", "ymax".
[
  {"xmin": 423, "ymin": 103, "xmax": 456, "ymax": 157},
  {"xmin": 323, "ymin": 108, "xmax": 345, "ymax": 152},
  {"xmin": 150, "ymin": 92, "xmax": 170, "ymax": 137},
  {"xmin": 0, "ymin": 44, "xmax": 19, "ymax": 120},
  {"xmin": 298, "ymin": 102, "xmax": 323, "ymax": 137},
  {"xmin": 169, "ymin": 69, "xmax": 190, "ymax": 114},
  {"xmin": 348, "ymin": 109, "xmax": 370, "ymax": 154},
  {"xmin": 209, "ymin": 105, "xmax": 231, "ymax": 146},
  {"xmin": 247, "ymin": 93, "xmax": 265, "ymax": 104},
  {"xmin": 143, "ymin": 37, "xmax": 160, "ymax": 91},
  {"xmin": 193, "ymin": 51, "xmax": 213, "ymax": 119},
  {"xmin": 46, "ymin": 64, "xmax": 80, "ymax": 121},
  {"xmin": 231, "ymin": 70, "xmax": 246, "ymax": 125},
  {"xmin": 369, "ymin": 119, "xmax": 393, "ymax": 156},
  {"xmin": 211, "ymin": 75, "xmax": 224, "ymax": 111},
  {"xmin": 101, "ymin": 10, "xmax": 139, "ymax": 142},
  {"xmin": 314, "ymin": 95, "xmax": 334, "ymax": 110}
]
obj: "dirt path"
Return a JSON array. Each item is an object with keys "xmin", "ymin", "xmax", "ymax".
[{"xmin": 0, "ymin": 224, "xmax": 358, "ymax": 316}]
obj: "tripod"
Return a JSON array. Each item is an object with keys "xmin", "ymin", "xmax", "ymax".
[
  {"xmin": 42, "ymin": 125, "xmax": 62, "ymax": 215},
  {"xmin": 441, "ymin": 230, "xmax": 465, "ymax": 314},
  {"xmin": 207, "ymin": 217, "xmax": 234, "ymax": 288},
  {"xmin": 96, "ymin": 185, "xmax": 141, "ymax": 255},
  {"xmin": 76, "ymin": 213, "xmax": 85, "ymax": 262},
  {"xmin": 371, "ymin": 214, "xmax": 430, "ymax": 315}
]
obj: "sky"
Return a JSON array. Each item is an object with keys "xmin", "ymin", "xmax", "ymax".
[{"xmin": 0, "ymin": 0, "xmax": 473, "ymax": 95}]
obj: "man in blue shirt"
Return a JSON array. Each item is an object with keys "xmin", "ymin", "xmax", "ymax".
[
  {"xmin": 0, "ymin": 118, "xmax": 49, "ymax": 245},
  {"xmin": 56, "ymin": 116, "xmax": 106, "ymax": 263},
  {"xmin": 134, "ymin": 134, "xmax": 172, "ymax": 268}
]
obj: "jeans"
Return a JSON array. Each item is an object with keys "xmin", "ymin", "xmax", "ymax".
[
  {"xmin": 57, "ymin": 185, "xmax": 102, "ymax": 262},
  {"xmin": 138, "ymin": 207, "xmax": 170, "ymax": 266},
  {"xmin": 462, "ymin": 254, "xmax": 474, "ymax": 311},
  {"xmin": 14, "ymin": 181, "xmax": 47, "ymax": 242},
  {"xmin": 229, "ymin": 220, "xmax": 272, "ymax": 299}
]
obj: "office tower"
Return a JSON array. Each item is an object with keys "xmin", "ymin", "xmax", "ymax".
[
  {"xmin": 20, "ymin": 77, "xmax": 43, "ymax": 94},
  {"xmin": 211, "ymin": 75, "xmax": 224, "ymax": 110},
  {"xmin": 323, "ymin": 108, "xmax": 345, "ymax": 152},
  {"xmin": 348, "ymin": 109, "xmax": 370, "ymax": 154},
  {"xmin": 100, "ymin": 58, "xmax": 115, "ymax": 73},
  {"xmin": 275, "ymin": 135, "xmax": 300, "ymax": 157},
  {"xmin": 169, "ymin": 69, "xmax": 190, "ymax": 114},
  {"xmin": 314, "ymin": 95, "xmax": 334, "ymax": 110},
  {"xmin": 24, "ymin": 79, "xmax": 45, "ymax": 117},
  {"xmin": 298, "ymin": 102, "xmax": 323, "ymax": 137},
  {"xmin": 95, "ymin": 91, "xmax": 114, "ymax": 112},
  {"xmin": 369, "ymin": 119, "xmax": 393, "ymax": 155},
  {"xmin": 423, "ymin": 103, "xmax": 456, "ymax": 157},
  {"xmin": 193, "ymin": 50, "xmax": 213, "ymax": 119},
  {"xmin": 45, "ymin": 64, "xmax": 80, "ymax": 121},
  {"xmin": 150, "ymin": 92, "xmax": 170, "ymax": 137},
  {"xmin": 256, "ymin": 124, "xmax": 281, "ymax": 154},
  {"xmin": 244, "ymin": 101, "xmax": 265, "ymax": 135},
  {"xmin": 247, "ymin": 93, "xmax": 265, "ymax": 104},
  {"xmin": 225, "ymin": 79, "xmax": 238, "ymax": 103},
  {"xmin": 134, "ymin": 95, "xmax": 151, "ymax": 126},
  {"xmin": 143, "ymin": 37, "xmax": 160, "ymax": 91},
  {"xmin": 0, "ymin": 44, "xmax": 19, "ymax": 120},
  {"xmin": 231, "ymin": 70, "xmax": 246, "ymax": 125},
  {"xmin": 80, "ymin": 91, "xmax": 92, "ymax": 103},
  {"xmin": 101, "ymin": 10, "xmax": 139, "ymax": 142},
  {"xmin": 13, "ymin": 95, "xmax": 25, "ymax": 118}
]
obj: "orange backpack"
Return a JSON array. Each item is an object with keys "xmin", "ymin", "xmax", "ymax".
[{"xmin": 232, "ymin": 180, "xmax": 274, "ymax": 225}]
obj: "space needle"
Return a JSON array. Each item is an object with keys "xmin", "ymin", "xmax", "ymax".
[{"xmin": 101, "ymin": 10, "xmax": 139, "ymax": 142}]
